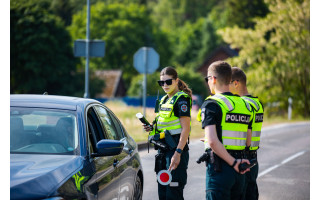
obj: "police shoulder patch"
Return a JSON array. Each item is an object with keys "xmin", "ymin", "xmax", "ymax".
[
  {"xmin": 201, "ymin": 112, "xmax": 205, "ymax": 122},
  {"xmin": 181, "ymin": 104, "xmax": 188, "ymax": 112}
]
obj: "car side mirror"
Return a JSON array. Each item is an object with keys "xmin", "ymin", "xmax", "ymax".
[{"xmin": 92, "ymin": 139, "xmax": 124, "ymax": 157}]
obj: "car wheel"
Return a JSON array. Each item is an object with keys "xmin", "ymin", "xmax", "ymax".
[{"xmin": 133, "ymin": 175, "xmax": 143, "ymax": 200}]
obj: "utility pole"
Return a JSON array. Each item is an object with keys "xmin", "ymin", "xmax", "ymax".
[{"xmin": 84, "ymin": 0, "xmax": 91, "ymax": 98}]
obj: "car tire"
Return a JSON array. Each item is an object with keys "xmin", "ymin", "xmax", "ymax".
[{"xmin": 133, "ymin": 175, "xmax": 143, "ymax": 200}]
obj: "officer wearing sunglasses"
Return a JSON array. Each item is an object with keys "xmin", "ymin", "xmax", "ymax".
[
  {"xmin": 143, "ymin": 66, "xmax": 192, "ymax": 200},
  {"xmin": 198, "ymin": 61, "xmax": 252, "ymax": 200}
]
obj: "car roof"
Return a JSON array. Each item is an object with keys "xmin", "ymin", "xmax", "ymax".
[{"xmin": 10, "ymin": 94, "xmax": 101, "ymax": 110}]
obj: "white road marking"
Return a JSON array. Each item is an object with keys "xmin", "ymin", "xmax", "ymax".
[{"xmin": 258, "ymin": 150, "xmax": 306, "ymax": 178}]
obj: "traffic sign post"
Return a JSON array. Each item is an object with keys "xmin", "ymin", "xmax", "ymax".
[
  {"xmin": 73, "ymin": 0, "xmax": 105, "ymax": 98},
  {"xmin": 133, "ymin": 47, "xmax": 159, "ymax": 117},
  {"xmin": 134, "ymin": 47, "xmax": 159, "ymax": 74},
  {"xmin": 74, "ymin": 40, "xmax": 105, "ymax": 57}
]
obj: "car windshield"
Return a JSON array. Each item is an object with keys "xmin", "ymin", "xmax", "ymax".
[{"xmin": 10, "ymin": 107, "xmax": 79, "ymax": 154}]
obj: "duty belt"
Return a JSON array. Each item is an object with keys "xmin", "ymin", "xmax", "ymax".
[
  {"xmin": 227, "ymin": 150, "xmax": 244, "ymax": 159},
  {"xmin": 246, "ymin": 150, "xmax": 257, "ymax": 159}
]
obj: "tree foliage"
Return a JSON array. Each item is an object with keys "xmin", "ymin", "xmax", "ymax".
[
  {"xmin": 10, "ymin": 0, "xmax": 104, "ymax": 97},
  {"xmin": 127, "ymin": 72, "xmax": 164, "ymax": 97},
  {"xmin": 219, "ymin": 0, "xmax": 309, "ymax": 116},
  {"xmin": 68, "ymin": 2, "xmax": 172, "ymax": 86},
  {"xmin": 150, "ymin": 0, "xmax": 218, "ymax": 31},
  {"xmin": 127, "ymin": 66, "xmax": 208, "ymax": 98},
  {"xmin": 10, "ymin": 0, "xmax": 78, "ymax": 95},
  {"xmin": 171, "ymin": 17, "xmax": 221, "ymax": 70}
]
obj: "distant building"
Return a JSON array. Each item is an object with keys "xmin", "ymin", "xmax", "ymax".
[
  {"xmin": 94, "ymin": 70, "xmax": 126, "ymax": 98},
  {"xmin": 198, "ymin": 45, "xmax": 239, "ymax": 76}
]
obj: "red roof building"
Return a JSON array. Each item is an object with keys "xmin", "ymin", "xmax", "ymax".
[
  {"xmin": 94, "ymin": 70, "xmax": 126, "ymax": 98},
  {"xmin": 197, "ymin": 45, "xmax": 239, "ymax": 76}
]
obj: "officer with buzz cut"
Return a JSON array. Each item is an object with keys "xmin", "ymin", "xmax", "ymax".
[
  {"xmin": 230, "ymin": 67, "xmax": 264, "ymax": 200},
  {"xmin": 199, "ymin": 61, "xmax": 252, "ymax": 200}
]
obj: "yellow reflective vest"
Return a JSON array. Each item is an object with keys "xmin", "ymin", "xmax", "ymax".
[
  {"xmin": 150, "ymin": 91, "xmax": 191, "ymax": 136},
  {"xmin": 198, "ymin": 94, "xmax": 253, "ymax": 150},
  {"xmin": 241, "ymin": 96, "xmax": 264, "ymax": 150}
]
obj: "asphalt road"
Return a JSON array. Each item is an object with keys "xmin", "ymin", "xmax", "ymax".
[{"xmin": 139, "ymin": 122, "xmax": 310, "ymax": 200}]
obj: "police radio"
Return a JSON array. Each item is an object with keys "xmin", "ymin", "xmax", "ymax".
[
  {"xmin": 155, "ymin": 90, "xmax": 160, "ymax": 113},
  {"xmin": 239, "ymin": 158, "xmax": 258, "ymax": 172}
]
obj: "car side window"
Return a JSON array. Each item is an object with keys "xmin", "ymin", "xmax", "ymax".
[
  {"xmin": 87, "ymin": 107, "xmax": 106, "ymax": 153},
  {"xmin": 94, "ymin": 106, "xmax": 120, "ymax": 140},
  {"xmin": 108, "ymin": 111, "xmax": 125, "ymax": 139}
]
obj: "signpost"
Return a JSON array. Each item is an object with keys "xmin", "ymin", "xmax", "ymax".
[
  {"xmin": 73, "ymin": 0, "xmax": 105, "ymax": 98},
  {"xmin": 133, "ymin": 47, "xmax": 159, "ymax": 116},
  {"xmin": 74, "ymin": 40, "xmax": 105, "ymax": 57},
  {"xmin": 288, "ymin": 97, "xmax": 293, "ymax": 120}
]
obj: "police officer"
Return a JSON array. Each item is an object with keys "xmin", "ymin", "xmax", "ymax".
[
  {"xmin": 200, "ymin": 61, "xmax": 252, "ymax": 200},
  {"xmin": 143, "ymin": 66, "xmax": 192, "ymax": 200},
  {"xmin": 230, "ymin": 67, "xmax": 264, "ymax": 200}
]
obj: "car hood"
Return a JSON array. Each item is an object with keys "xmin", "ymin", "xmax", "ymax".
[{"xmin": 11, "ymin": 154, "xmax": 83, "ymax": 200}]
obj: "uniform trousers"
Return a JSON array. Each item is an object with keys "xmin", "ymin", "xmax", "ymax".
[
  {"xmin": 242, "ymin": 162, "xmax": 259, "ymax": 200},
  {"xmin": 206, "ymin": 160, "xmax": 245, "ymax": 200},
  {"xmin": 158, "ymin": 148, "xmax": 189, "ymax": 200}
]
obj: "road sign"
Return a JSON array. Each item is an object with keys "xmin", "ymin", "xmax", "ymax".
[
  {"xmin": 133, "ymin": 47, "xmax": 159, "ymax": 74},
  {"xmin": 74, "ymin": 39, "xmax": 105, "ymax": 57}
]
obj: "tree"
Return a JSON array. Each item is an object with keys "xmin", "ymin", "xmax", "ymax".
[
  {"xmin": 127, "ymin": 72, "xmax": 165, "ymax": 97},
  {"xmin": 127, "ymin": 66, "xmax": 208, "ymax": 98},
  {"xmin": 10, "ymin": 0, "xmax": 78, "ymax": 95},
  {"xmin": 225, "ymin": 0, "xmax": 269, "ymax": 28},
  {"xmin": 206, "ymin": 0, "xmax": 269, "ymax": 29},
  {"xmin": 68, "ymin": 2, "xmax": 172, "ymax": 86},
  {"xmin": 171, "ymin": 19, "xmax": 205, "ymax": 67},
  {"xmin": 219, "ymin": 0, "xmax": 309, "ymax": 117},
  {"xmin": 150, "ymin": 0, "xmax": 218, "ymax": 31}
]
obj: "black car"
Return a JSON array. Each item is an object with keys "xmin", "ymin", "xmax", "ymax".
[{"xmin": 10, "ymin": 94, "xmax": 143, "ymax": 200}]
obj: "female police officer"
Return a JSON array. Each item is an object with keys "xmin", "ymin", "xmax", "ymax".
[{"xmin": 143, "ymin": 66, "xmax": 192, "ymax": 200}]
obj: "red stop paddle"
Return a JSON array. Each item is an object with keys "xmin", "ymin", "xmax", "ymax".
[{"xmin": 157, "ymin": 169, "xmax": 172, "ymax": 185}]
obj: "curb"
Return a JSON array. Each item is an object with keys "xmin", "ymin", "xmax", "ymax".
[{"xmin": 137, "ymin": 141, "xmax": 149, "ymax": 151}]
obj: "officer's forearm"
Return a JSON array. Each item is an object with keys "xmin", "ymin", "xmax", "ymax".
[
  {"xmin": 176, "ymin": 116, "xmax": 190, "ymax": 150},
  {"xmin": 209, "ymin": 138, "xmax": 235, "ymax": 166},
  {"xmin": 205, "ymin": 125, "xmax": 235, "ymax": 166},
  {"xmin": 246, "ymin": 129, "xmax": 252, "ymax": 147}
]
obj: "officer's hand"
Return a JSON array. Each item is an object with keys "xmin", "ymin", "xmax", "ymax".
[
  {"xmin": 142, "ymin": 124, "xmax": 153, "ymax": 132},
  {"xmin": 234, "ymin": 159, "xmax": 250, "ymax": 174},
  {"xmin": 168, "ymin": 152, "xmax": 181, "ymax": 171}
]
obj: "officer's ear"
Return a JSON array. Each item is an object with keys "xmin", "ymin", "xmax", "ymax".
[
  {"xmin": 234, "ymin": 80, "xmax": 239, "ymax": 88},
  {"xmin": 212, "ymin": 76, "xmax": 217, "ymax": 84}
]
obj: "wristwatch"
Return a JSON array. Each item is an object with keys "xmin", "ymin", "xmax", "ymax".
[
  {"xmin": 175, "ymin": 148, "xmax": 183, "ymax": 154},
  {"xmin": 231, "ymin": 159, "xmax": 237, "ymax": 168}
]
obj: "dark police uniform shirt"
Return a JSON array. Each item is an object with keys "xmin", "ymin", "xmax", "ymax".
[
  {"xmin": 162, "ymin": 95, "xmax": 191, "ymax": 118},
  {"xmin": 201, "ymin": 92, "xmax": 252, "ymax": 141}
]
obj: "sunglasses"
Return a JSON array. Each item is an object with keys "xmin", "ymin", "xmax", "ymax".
[
  {"xmin": 205, "ymin": 76, "xmax": 216, "ymax": 82},
  {"xmin": 157, "ymin": 79, "xmax": 173, "ymax": 86}
]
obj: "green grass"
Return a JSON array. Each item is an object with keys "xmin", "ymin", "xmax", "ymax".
[{"xmin": 105, "ymin": 100, "xmax": 309, "ymax": 143}]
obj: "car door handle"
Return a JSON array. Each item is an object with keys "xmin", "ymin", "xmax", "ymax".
[
  {"xmin": 113, "ymin": 159, "xmax": 119, "ymax": 167},
  {"xmin": 129, "ymin": 149, "xmax": 134, "ymax": 155}
]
